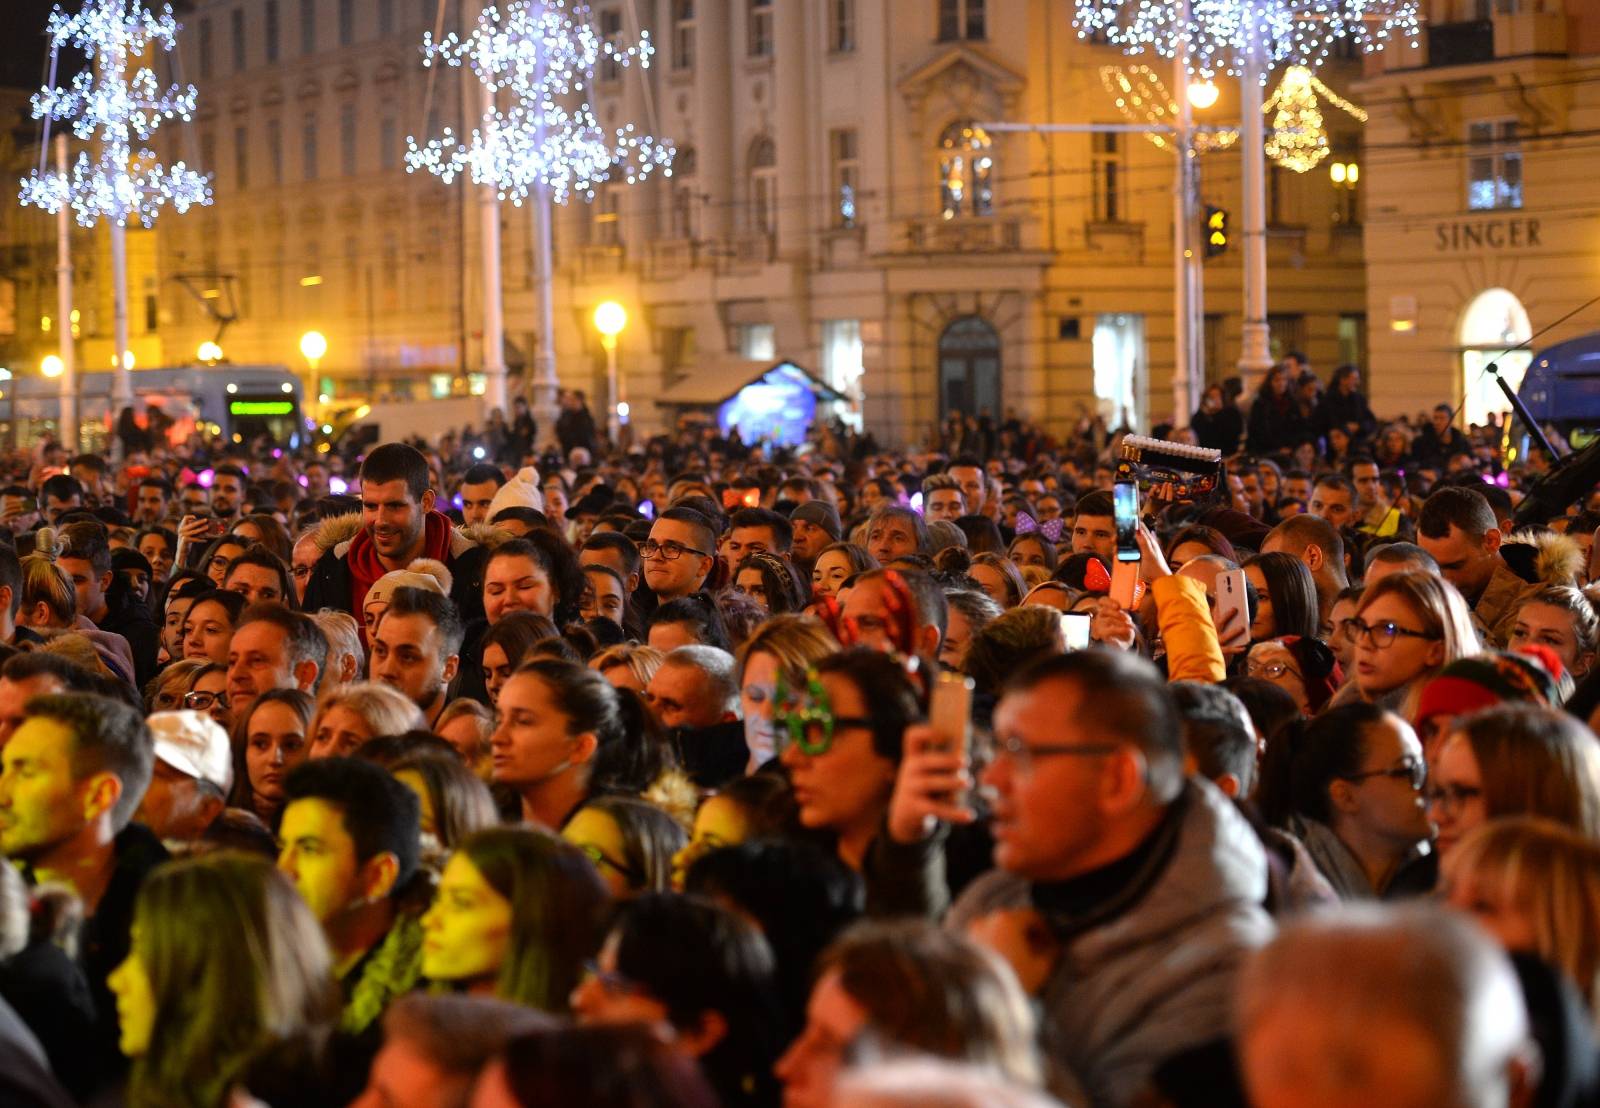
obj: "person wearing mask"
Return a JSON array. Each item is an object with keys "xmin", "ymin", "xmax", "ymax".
[
  {"xmin": 277, "ymin": 757, "xmax": 425, "ymax": 1040},
  {"xmin": 371, "ymin": 586, "xmax": 464, "ymax": 730},
  {"xmin": 302, "ymin": 443, "xmax": 491, "ymax": 626},
  {"xmin": 946, "ymin": 651, "xmax": 1272, "ymax": 1107}
]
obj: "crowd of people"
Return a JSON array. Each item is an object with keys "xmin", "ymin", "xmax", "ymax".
[{"xmin": 0, "ymin": 361, "xmax": 1596, "ymax": 1108}]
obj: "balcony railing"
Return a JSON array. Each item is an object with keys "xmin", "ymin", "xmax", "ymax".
[{"xmin": 901, "ymin": 214, "xmax": 1023, "ymax": 253}]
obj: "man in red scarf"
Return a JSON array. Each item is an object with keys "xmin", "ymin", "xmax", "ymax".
[{"xmin": 302, "ymin": 443, "xmax": 490, "ymax": 629}]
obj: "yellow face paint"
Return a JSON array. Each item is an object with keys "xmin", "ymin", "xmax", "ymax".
[
  {"xmin": 0, "ymin": 717, "xmax": 91, "ymax": 862},
  {"xmin": 393, "ymin": 769, "xmax": 438, "ymax": 838},
  {"xmin": 107, "ymin": 938, "xmax": 155, "ymax": 1058},
  {"xmin": 276, "ymin": 798, "xmax": 363, "ymax": 925},
  {"xmin": 561, "ymin": 806, "xmax": 636, "ymax": 897},
  {"xmin": 670, "ymin": 795, "xmax": 753, "ymax": 889},
  {"xmin": 420, "ymin": 853, "xmax": 513, "ymax": 983}
]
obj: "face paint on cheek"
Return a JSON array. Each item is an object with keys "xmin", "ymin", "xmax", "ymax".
[
  {"xmin": 421, "ymin": 854, "xmax": 514, "ymax": 983},
  {"xmin": 108, "ymin": 945, "xmax": 156, "ymax": 1058}
]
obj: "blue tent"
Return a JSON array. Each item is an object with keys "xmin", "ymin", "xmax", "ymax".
[{"xmin": 1520, "ymin": 332, "xmax": 1600, "ymax": 425}]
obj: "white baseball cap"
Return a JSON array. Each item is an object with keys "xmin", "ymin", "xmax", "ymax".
[{"xmin": 147, "ymin": 710, "xmax": 233, "ymax": 796}]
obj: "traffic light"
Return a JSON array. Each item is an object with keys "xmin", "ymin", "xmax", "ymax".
[{"xmin": 1203, "ymin": 206, "xmax": 1229, "ymax": 258}]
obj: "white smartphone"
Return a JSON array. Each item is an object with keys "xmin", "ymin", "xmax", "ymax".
[
  {"xmin": 1214, "ymin": 567, "xmax": 1250, "ymax": 648},
  {"xmin": 1060, "ymin": 612, "xmax": 1092, "ymax": 650}
]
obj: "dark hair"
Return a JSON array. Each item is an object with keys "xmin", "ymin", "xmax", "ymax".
[
  {"xmin": 657, "ymin": 506, "xmax": 718, "ymax": 557},
  {"xmin": 572, "ymin": 795, "xmax": 687, "ymax": 894},
  {"xmin": 490, "ymin": 506, "xmax": 547, "ymax": 530},
  {"xmin": 40, "ymin": 474, "xmax": 82, "ymax": 504},
  {"xmin": 729, "ymin": 507, "xmax": 793, "ymax": 553},
  {"xmin": 1, "ymin": 649, "xmax": 96, "ymax": 690},
  {"xmin": 1170, "ymin": 683, "xmax": 1257, "ymax": 793},
  {"xmin": 24, "ymin": 693, "xmax": 153, "ymax": 830},
  {"xmin": 455, "ymin": 827, "xmax": 610, "ymax": 1011},
  {"xmin": 282, "ymin": 756, "xmax": 421, "ymax": 887},
  {"xmin": 1256, "ymin": 701, "xmax": 1391, "ymax": 828},
  {"xmin": 239, "ymin": 601, "xmax": 329, "ymax": 685},
  {"xmin": 1419, "ymin": 486, "xmax": 1497, "ymax": 541},
  {"xmin": 59, "ymin": 520, "xmax": 112, "ymax": 576},
  {"xmin": 1165, "ymin": 524, "xmax": 1237, "ymax": 566},
  {"xmin": 224, "ymin": 543, "xmax": 295, "ymax": 605},
  {"xmin": 582, "ymin": 531, "xmax": 641, "ymax": 578},
  {"xmin": 212, "ymin": 463, "xmax": 248, "ymax": 487},
  {"xmin": 360, "ymin": 443, "xmax": 431, "ymax": 503},
  {"xmin": 1075, "ymin": 490, "xmax": 1114, "ymax": 520},
  {"xmin": 607, "ymin": 893, "xmax": 783, "ymax": 1107},
  {"xmin": 1366, "ymin": 541, "xmax": 1440, "ymax": 576},
  {"xmin": 1313, "ymin": 473, "xmax": 1356, "ymax": 499},
  {"xmin": 1243, "ymin": 552, "xmax": 1320, "ymax": 640},
  {"xmin": 812, "ymin": 648, "xmax": 922, "ymax": 764},
  {"xmin": 232, "ymin": 688, "xmax": 316, "ymax": 813},
  {"xmin": 1220, "ymin": 676, "xmax": 1300, "ymax": 749},
  {"xmin": 137, "ymin": 475, "xmax": 172, "ymax": 496},
  {"xmin": 0, "ymin": 546, "xmax": 20, "ymax": 618},
  {"xmin": 386, "ymin": 585, "xmax": 467, "ymax": 656},
  {"xmin": 482, "ymin": 611, "xmax": 560, "ymax": 675},
  {"xmin": 186, "ymin": 588, "xmax": 249, "ymax": 629},
  {"xmin": 462, "ymin": 463, "xmax": 506, "ymax": 488},
  {"xmin": 1004, "ymin": 651, "xmax": 1184, "ymax": 801},
  {"xmin": 953, "ymin": 514, "xmax": 1005, "ymax": 556},
  {"xmin": 497, "ymin": 1024, "xmax": 720, "ymax": 1108},
  {"xmin": 648, "ymin": 595, "xmax": 731, "ymax": 653},
  {"xmin": 511, "ymin": 657, "xmax": 635, "ymax": 778},
  {"xmin": 390, "ymin": 752, "xmax": 497, "ymax": 850},
  {"xmin": 490, "ymin": 535, "xmax": 586, "ymax": 626},
  {"xmin": 232, "ymin": 515, "xmax": 293, "ymax": 562},
  {"xmin": 685, "ymin": 838, "xmax": 862, "ymax": 1030},
  {"xmin": 729, "ymin": 554, "xmax": 802, "ymax": 617}
]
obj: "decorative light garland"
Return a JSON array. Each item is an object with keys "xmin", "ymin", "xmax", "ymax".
[
  {"xmin": 1098, "ymin": 65, "xmax": 1239, "ymax": 152},
  {"xmin": 19, "ymin": 0, "xmax": 211, "ymax": 229},
  {"xmin": 1263, "ymin": 65, "xmax": 1367, "ymax": 172},
  {"xmin": 405, "ymin": 0, "xmax": 674, "ymax": 206},
  {"xmin": 1074, "ymin": 0, "xmax": 1421, "ymax": 80}
]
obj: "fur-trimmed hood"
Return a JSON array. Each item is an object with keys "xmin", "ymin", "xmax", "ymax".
[
  {"xmin": 311, "ymin": 511, "xmax": 364, "ymax": 555},
  {"xmin": 1502, "ymin": 528, "xmax": 1584, "ymax": 588}
]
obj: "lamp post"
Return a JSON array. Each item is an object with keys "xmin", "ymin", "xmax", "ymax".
[
  {"xmin": 299, "ymin": 331, "xmax": 327, "ymax": 407},
  {"xmin": 593, "ymin": 301, "xmax": 628, "ymax": 445}
]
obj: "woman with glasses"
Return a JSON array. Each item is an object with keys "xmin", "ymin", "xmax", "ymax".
[
  {"xmin": 1427, "ymin": 703, "xmax": 1600, "ymax": 865},
  {"xmin": 1244, "ymin": 636, "xmax": 1340, "ymax": 717},
  {"xmin": 233, "ymin": 687, "xmax": 315, "ymax": 829},
  {"xmin": 419, "ymin": 827, "xmax": 609, "ymax": 1013},
  {"xmin": 1257, "ymin": 701, "xmax": 1432, "ymax": 899},
  {"xmin": 560, "ymin": 795, "xmax": 687, "ymax": 897},
  {"xmin": 1346, "ymin": 571, "xmax": 1478, "ymax": 720},
  {"xmin": 570, "ymin": 892, "xmax": 783, "ymax": 1108},
  {"xmin": 777, "ymin": 649, "xmax": 921, "ymax": 872},
  {"xmin": 736, "ymin": 613, "xmax": 840, "ymax": 774},
  {"xmin": 184, "ymin": 661, "xmax": 233, "ymax": 732}
]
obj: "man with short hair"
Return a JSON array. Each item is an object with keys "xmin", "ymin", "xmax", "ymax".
[
  {"xmin": 1364, "ymin": 541, "xmax": 1440, "ymax": 585},
  {"xmin": 646, "ymin": 644, "xmax": 745, "ymax": 787},
  {"xmin": 866, "ymin": 505, "xmax": 929, "ymax": 566},
  {"xmin": 209, "ymin": 464, "xmax": 247, "ymax": 525},
  {"xmin": 721, "ymin": 507, "xmax": 792, "ymax": 575},
  {"xmin": 1308, "ymin": 475, "xmax": 1357, "ymax": 530},
  {"xmin": 841, "ymin": 568, "xmax": 946, "ymax": 658},
  {"xmin": 303, "ymin": 443, "xmax": 490, "ymax": 624},
  {"xmin": 1417, "ymin": 486, "xmax": 1523, "ymax": 633},
  {"xmin": 947, "ymin": 458, "xmax": 986, "ymax": 518},
  {"xmin": 135, "ymin": 710, "xmax": 231, "ymax": 844},
  {"xmin": 133, "ymin": 478, "xmax": 171, "ymax": 527},
  {"xmin": 457, "ymin": 463, "xmax": 506, "ymax": 527},
  {"xmin": 1238, "ymin": 906, "xmax": 1535, "ymax": 1108},
  {"xmin": 0, "ymin": 652, "xmax": 92, "ymax": 745},
  {"xmin": 278, "ymin": 757, "xmax": 423, "ymax": 1036},
  {"xmin": 641, "ymin": 507, "xmax": 717, "ymax": 602},
  {"xmin": 58, "ymin": 521, "xmax": 158, "ymax": 687},
  {"xmin": 178, "ymin": 480, "xmax": 210, "ymax": 516},
  {"xmin": 226, "ymin": 602, "xmax": 326, "ymax": 723},
  {"xmin": 922, "ymin": 475, "xmax": 966, "ymax": 523},
  {"xmin": 1262, "ymin": 514, "xmax": 1349, "ymax": 634},
  {"xmin": 223, "ymin": 543, "xmax": 294, "ymax": 605},
  {"xmin": 581, "ymin": 531, "xmax": 643, "ymax": 597},
  {"xmin": 69, "ymin": 455, "xmax": 111, "ymax": 509},
  {"xmin": 949, "ymin": 651, "xmax": 1272, "ymax": 1107},
  {"xmin": 1349, "ymin": 457, "xmax": 1401, "ymax": 536},
  {"xmin": 1069, "ymin": 490, "xmax": 1116, "ymax": 563},
  {"xmin": 354, "ymin": 994, "xmax": 552, "ymax": 1108},
  {"xmin": 788, "ymin": 501, "xmax": 842, "ymax": 568},
  {"xmin": 372, "ymin": 586, "xmax": 463, "ymax": 728},
  {"xmin": 39, "ymin": 474, "xmax": 82, "ymax": 525}
]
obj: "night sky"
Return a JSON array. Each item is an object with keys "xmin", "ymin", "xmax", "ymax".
[{"xmin": 1, "ymin": 1, "xmax": 97, "ymax": 90}]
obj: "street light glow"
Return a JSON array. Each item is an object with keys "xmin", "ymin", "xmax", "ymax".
[
  {"xmin": 1187, "ymin": 81, "xmax": 1219, "ymax": 109},
  {"xmin": 41, "ymin": 355, "xmax": 64, "ymax": 379},
  {"xmin": 300, "ymin": 331, "xmax": 328, "ymax": 362},
  {"xmin": 594, "ymin": 301, "xmax": 628, "ymax": 338},
  {"xmin": 198, "ymin": 341, "xmax": 223, "ymax": 363}
]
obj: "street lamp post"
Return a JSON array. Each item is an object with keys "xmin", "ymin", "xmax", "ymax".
[
  {"xmin": 299, "ymin": 331, "xmax": 327, "ymax": 407},
  {"xmin": 594, "ymin": 301, "xmax": 628, "ymax": 446}
]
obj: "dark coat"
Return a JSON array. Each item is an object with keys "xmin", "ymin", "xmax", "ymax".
[
  {"xmin": 302, "ymin": 532, "xmax": 490, "ymax": 628},
  {"xmin": 1315, "ymin": 388, "xmax": 1378, "ymax": 444}
]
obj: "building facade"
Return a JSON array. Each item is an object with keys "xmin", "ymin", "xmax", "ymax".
[
  {"xmin": 1359, "ymin": 0, "xmax": 1600, "ymax": 426},
  {"xmin": 7, "ymin": 0, "xmax": 1382, "ymax": 444}
]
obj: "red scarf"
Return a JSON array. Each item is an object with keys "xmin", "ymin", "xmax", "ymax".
[{"xmin": 347, "ymin": 510, "xmax": 456, "ymax": 629}]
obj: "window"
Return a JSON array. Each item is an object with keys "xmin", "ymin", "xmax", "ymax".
[
  {"xmin": 200, "ymin": 130, "xmax": 216, "ymax": 178},
  {"xmin": 673, "ymin": 0, "xmax": 695, "ymax": 69},
  {"xmin": 339, "ymin": 0, "xmax": 354, "ymax": 46},
  {"xmin": 380, "ymin": 117, "xmax": 398, "ymax": 170},
  {"xmin": 822, "ymin": 319, "xmax": 864, "ymax": 429},
  {"xmin": 1091, "ymin": 131, "xmax": 1124, "ymax": 222},
  {"xmin": 749, "ymin": 0, "xmax": 773, "ymax": 57},
  {"xmin": 234, "ymin": 125, "xmax": 249, "ymax": 189},
  {"xmin": 1468, "ymin": 120, "xmax": 1522, "ymax": 210},
  {"xmin": 738, "ymin": 323, "xmax": 775, "ymax": 360},
  {"xmin": 1093, "ymin": 314, "xmax": 1144, "ymax": 429},
  {"xmin": 303, "ymin": 111, "xmax": 319, "ymax": 180},
  {"xmin": 750, "ymin": 137, "xmax": 777, "ymax": 236},
  {"xmin": 265, "ymin": 0, "xmax": 279, "ymax": 61},
  {"xmin": 379, "ymin": 0, "xmax": 395, "ymax": 36},
  {"xmin": 267, "ymin": 119, "xmax": 283, "ymax": 185},
  {"xmin": 939, "ymin": 121, "xmax": 993, "ymax": 218},
  {"xmin": 831, "ymin": 0, "xmax": 856, "ymax": 52},
  {"xmin": 938, "ymin": 0, "xmax": 985, "ymax": 41},
  {"xmin": 594, "ymin": 187, "xmax": 621, "ymax": 247},
  {"xmin": 1268, "ymin": 165, "xmax": 1299, "ymax": 225},
  {"xmin": 198, "ymin": 18, "xmax": 212, "ymax": 78},
  {"xmin": 341, "ymin": 104, "xmax": 358, "ymax": 176},
  {"xmin": 1267, "ymin": 314, "xmax": 1307, "ymax": 363},
  {"xmin": 300, "ymin": 0, "xmax": 316, "ymax": 55},
  {"xmin": 830, "ymin": 129, "xmax": 859, "ymax": 227},
  {"xmin": 599, "ymin": 9, "xmax": 622, "ymax": 82},
  {"xmin": 231, "ymin": 9, "xmax": 246, "ymax": 71},
  {"xmin": 671, "ymin": 147, "xmax": 698, "ymax": 238}
]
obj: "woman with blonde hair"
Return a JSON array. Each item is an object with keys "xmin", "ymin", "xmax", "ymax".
[
  {"xmin": 435, "ymin": 698, "xmax": 496, "ymax": 777},
  {"xmin": 736, "ymin": 613, "xmax": 839, "ymax": 771},
  {"xmin": 591, "ymin": 642, "xmax": 665, "ymax": 694},
  {"xmin": 1347, "ymin": 570, "xmax": 1479, "ymax": 720},
  {"xmin": 17, "ymin": 553, "xmax": 77, "ymax": 629},
  {"xmin": 1442, "ymin": 816, "xmax": 1600, "ymax": 1015},
  {"xmin": 307, "ymin": 681, "xmax": 428, "ymax": 759}
]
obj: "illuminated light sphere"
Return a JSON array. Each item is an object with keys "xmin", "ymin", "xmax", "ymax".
[
  {"xmin": 1188, "ymin": 81, "xmax": 1220, "ymax": 109},
  {"xmin": 593, "ymin": 300, "xmax": 628, "ymax": 337},
  {"xmin": 197, "ymin": 340, "xmax": 222, "ymax": 363},
  {"xmin": 300, "ymin": 331, "xmax": 328, "ymax": 362},
  {"xmin": 617, "ymin": 401, "xmax": 630, "ymax": 419},
  {"xmin": 18, "ymin": 2, "xmax": 212, "ymax": 228},
  {"xmin": 404, "ymin": 0, "xmax": 674, "ymax": 206},
  {"xmin": 41, "ymin": 355, "xmax": 64, "ymax": 379}
]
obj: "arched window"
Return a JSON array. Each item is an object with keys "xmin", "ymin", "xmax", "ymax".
[
  {"xmin": 750, "ymin": 137, "xmax": 777, "ymax": 236},
  {"xmin": 671, "ymin": 147, "xmax": 698, "ymax": 240},
  {"xmin": 940, "ymin": 121, "xmax": 993, "ymax": 218},
  {"xmin": 1460, "ymin": 287, "xmax": 1532, "ymax": 426}
]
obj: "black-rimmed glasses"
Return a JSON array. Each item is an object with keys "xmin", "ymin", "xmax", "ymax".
[
  {"xmin": 639, "ymin": 539, "xmax": 710, "ymax": 561},
  {"xmin": 1342, "ymin": 759, "xmax": 1426, "ymax": 791},
  {"xmin": 1342, "ymin": 617, "xmax": 1441, "ymax": 650}
]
